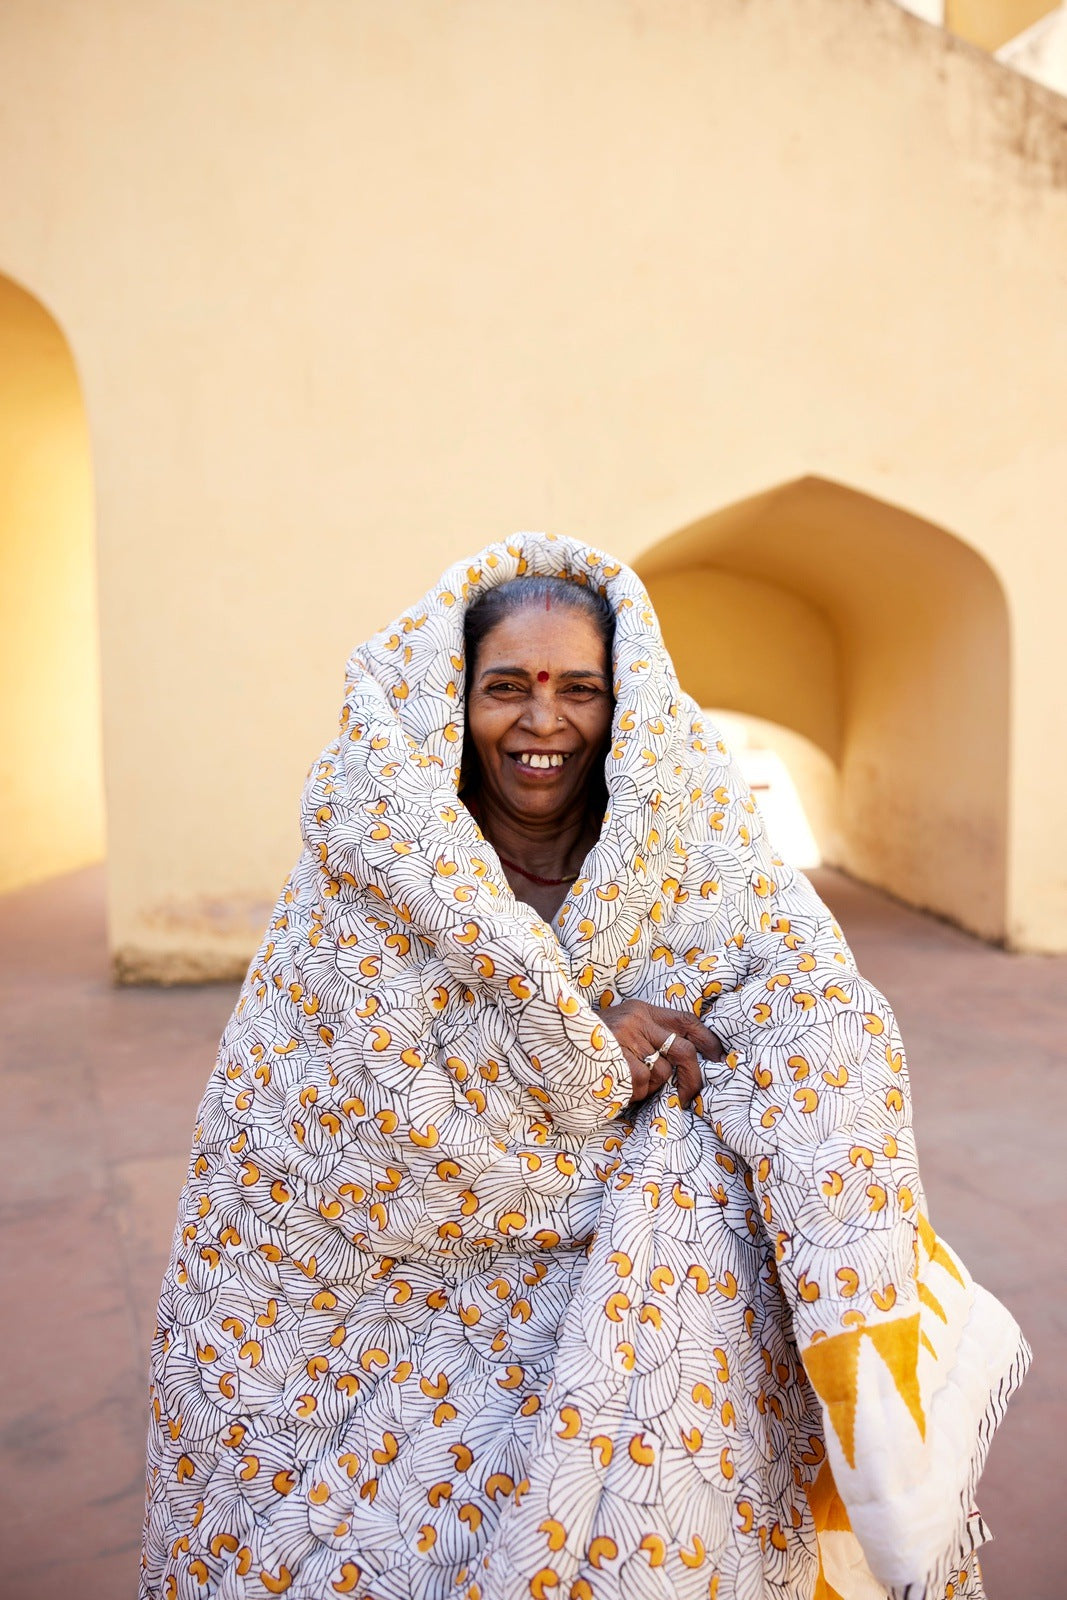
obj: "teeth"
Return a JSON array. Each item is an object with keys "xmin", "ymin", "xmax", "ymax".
[{"xmin": 518, "ymin": 752, "xmax": 566, "ymax": 768}]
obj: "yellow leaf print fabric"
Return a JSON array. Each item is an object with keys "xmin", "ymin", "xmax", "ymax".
[{"xmin": 142, "ymin": 533, "xmax": 1028, "ymax": 1600}]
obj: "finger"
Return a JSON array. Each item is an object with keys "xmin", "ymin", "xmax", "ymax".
[
  {"xmin": 632, "ymin": 1051, "xmax": 672, "ymax": 1102},
  {"xmin": 637, "ymin": 1004, "xmax": 720, "ymax": 1062},
  {"xmin": 621, "ymin": 1050, "xmax": 650, "ymax": 1103},
  {"xmin": 600, "ymin": 1004, "xmax": 665, "ymax": 1068},
  {"xmin": 649, "ymin": 1053, "xmax": 674, "ymax": 1095},
  {"xmin": 658, "ymin": 1034, "xmax": 699, "ymax": 1108},
  {"xmin": 672, "ymin": 1055, "xmax": 702, "ymax": 1108},
  {"xmin": 676, "ymin": 1014, "xmax": 724, "ymax": 1061},
  {"xmin": 664, "ymin": 1034, "xmax": 700, "ymax": 1082}
]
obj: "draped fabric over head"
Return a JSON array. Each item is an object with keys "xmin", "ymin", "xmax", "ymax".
[{"xmin": 142, "ymin": 534, "xmax": 1028, "ymax": 1600}]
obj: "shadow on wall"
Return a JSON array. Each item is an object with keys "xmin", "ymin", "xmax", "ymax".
[
  {"xmin": 0, "ymin": 272, "xmax": 105, "ymax": 894},
  {"xmin": 638, "ymin": 477, "xmax": 1011, "ymax": 944}
]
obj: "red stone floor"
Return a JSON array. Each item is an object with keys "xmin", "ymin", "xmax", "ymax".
[{"xmin": 0, "ymin": 865, "xmax": 1063, "ymax": 1599}]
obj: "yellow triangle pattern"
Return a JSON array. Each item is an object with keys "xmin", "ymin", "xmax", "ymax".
[
  {"xmin": 805, "ymin": 1458, "xmax": 852, "ymax": 1533},
  {"xmin": 917, "ymin": 1280, "xmax": 947, "ymax": 1323},
  {"xmin": 803, "ymin": 1461, "xmax": 850, "ymax": 1600},
  {"xmin": 917, "ymin": 1213, "xmax": 966, "ymax": 1287},
  {"xmin": 866, "ymin": 1313, "xmax": 926, "ymax": 1442},
  {"xmin": 802, "ymin": 1312, "xmax": 926, "ymax": 1469},
  {"xmin": 801, "ymin": 1331, "xmax": 863, "ymax": 1469}
]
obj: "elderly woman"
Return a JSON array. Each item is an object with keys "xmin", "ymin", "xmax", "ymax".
[{"xmin": 142, "ymin": 534, "xmax": 1027, "ymax": 1600}]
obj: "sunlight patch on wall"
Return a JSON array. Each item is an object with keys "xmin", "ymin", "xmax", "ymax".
[
  {"xmin": 708, "ymin": 709, "xmax": 841, "ymax": 871},
  {"xmin": 0, "ymin": 274, "xmax": 104, "ymax": 893}
]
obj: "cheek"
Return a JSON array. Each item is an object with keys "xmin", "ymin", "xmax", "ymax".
[
  {"xmin": 572, "ymin": 702, "xmax": 614, "ymax": 755},
  {"xmin": 466, "ymin": 700, "xmax": 508, "ymax": 763}
]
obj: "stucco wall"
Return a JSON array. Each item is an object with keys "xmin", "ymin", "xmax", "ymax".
[
  {"xmin": 0, "ymin": 0, "xmax": 1063, "ymax": 969},
  {"xmin": 0, "ymin": 275, "xmax": 104, "ymax": 893}
]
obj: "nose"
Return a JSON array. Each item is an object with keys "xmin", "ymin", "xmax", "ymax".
[{"xmin": 521, "ymin": 691, "xmax": 560, "ymax": 737}]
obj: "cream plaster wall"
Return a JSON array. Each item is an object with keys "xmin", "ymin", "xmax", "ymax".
[
  {"xmin": 0, "ymin": 0, "xmax": 1063, "ymax": 969},
  {"xmin": 0, "ymin": 275, "xmax": 104, "ymax": 893}
]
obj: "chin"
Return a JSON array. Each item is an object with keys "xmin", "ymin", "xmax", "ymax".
[
  {"xmin": 507, "ymin": 787, "xmax": 570, "ymax": 815},
  {"xmin": 501, "ymin": 775, "xmax": 579, "ymax": 814}
]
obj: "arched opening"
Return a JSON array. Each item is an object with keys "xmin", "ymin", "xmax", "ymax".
[
  {"xmin": 704, "ymin": 710, "xmax": 841, "ymax": 871},
  {"xmin": 638, "ymin": 477, "xmax": 1010, "ymax": 943},
  {"xmin": 0, "ymin": 273, "xmax": 104, "ymax": 893}
]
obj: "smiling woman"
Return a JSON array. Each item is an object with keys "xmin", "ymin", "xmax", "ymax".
[
  {"xmin": 461, "ymin": 578, "xmax": 616, "ymax": 918},
  {"xmin": 142, "ymin": 534, "xmax": 1027, "ymax": 1600}
]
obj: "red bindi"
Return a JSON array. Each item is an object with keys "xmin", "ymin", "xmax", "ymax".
[{"xmin": 537, "ymin": 670, "xmax": 550, "ymax": 683}]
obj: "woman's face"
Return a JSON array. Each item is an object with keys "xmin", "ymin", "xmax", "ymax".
[{"xmin": 465, "ymin": 604, "xmax": 613, "ymax": 825}]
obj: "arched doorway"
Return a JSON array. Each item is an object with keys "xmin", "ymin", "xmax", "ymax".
[
  {"xmin": 703, "ymin": 709, "xmax": 840, "ymax": 871},
  {"xmin": 637, "ymin": 477, "xmax": 1010, "ymax": 943},
  {"xmin": 0, "ymin": 273, "xmax": 104, "ymax": 893}
]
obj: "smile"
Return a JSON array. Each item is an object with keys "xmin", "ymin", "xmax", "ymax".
[{"xmin": 509, "ymin": 751, "xmax": 571, "ymax": 769}]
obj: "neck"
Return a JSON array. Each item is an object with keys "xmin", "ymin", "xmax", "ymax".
[{"xmin": 469, "ymin": 789, "xmax": 594, "ymax": 884}]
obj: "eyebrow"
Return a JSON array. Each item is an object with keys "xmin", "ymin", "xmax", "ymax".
[{"xmin": 477, "ymin": 664, "xmax": 610, "ymax": 683}]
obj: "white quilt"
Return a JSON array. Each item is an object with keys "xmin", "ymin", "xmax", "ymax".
[{"xmin": 142, "ymin": 533, "xmax": 1028, "ymax": 1600}]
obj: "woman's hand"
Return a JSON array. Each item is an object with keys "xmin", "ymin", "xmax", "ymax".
[{"xmin": 600, "ymin": 999, "xmax": 723, "ymax": 1109}]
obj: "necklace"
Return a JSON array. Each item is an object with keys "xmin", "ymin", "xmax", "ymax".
[
  {"xmin": 496, "ymin": 853, "xmax": 578, "ymax": 888},
  {"xmin": 463, "ymin": 794, "xmax": 580, "ymax": 887}
]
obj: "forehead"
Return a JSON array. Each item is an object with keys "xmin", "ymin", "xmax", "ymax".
[{"xmin": 475, "ymin": 603, "xmax": 608, "ymax": 668}]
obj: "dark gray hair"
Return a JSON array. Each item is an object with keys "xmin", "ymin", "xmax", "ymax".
[{"xmin": 463, "ymin": 576, "xmax": 614, "ymax": 678}]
